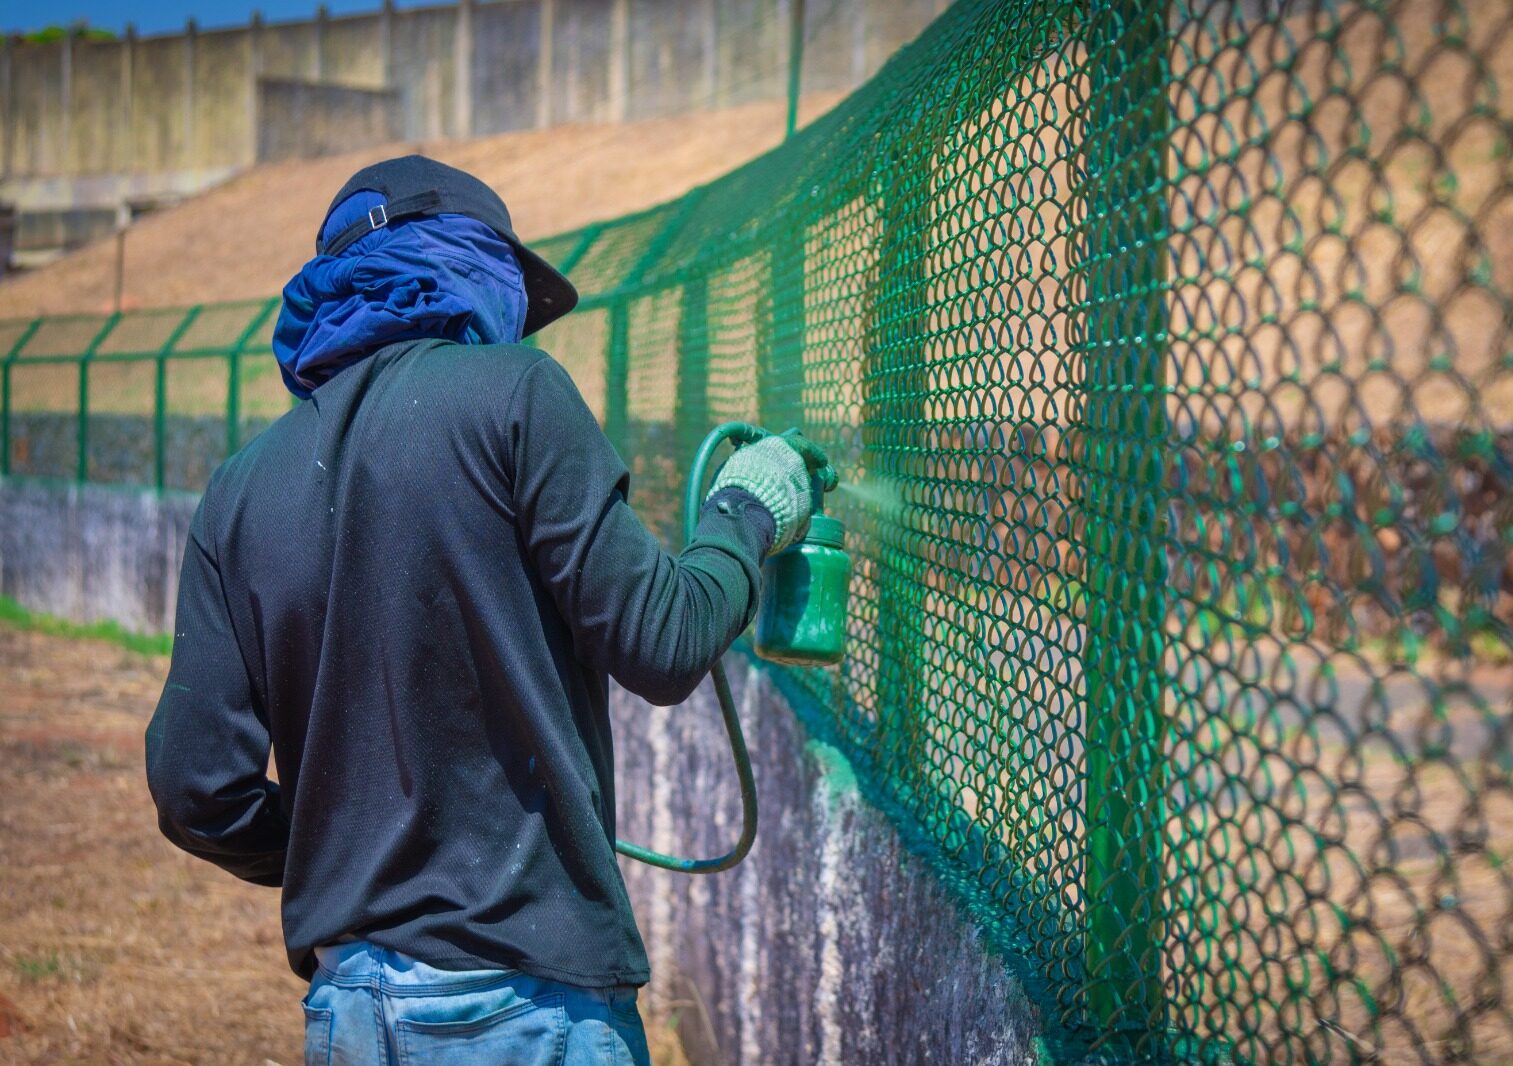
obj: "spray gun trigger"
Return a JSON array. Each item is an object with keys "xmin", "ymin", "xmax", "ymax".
[{"xmin": 728, "ymin": 423, "xmax": 768, "ymax": 446}]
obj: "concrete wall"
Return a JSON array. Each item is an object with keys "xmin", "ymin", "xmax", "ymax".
[
  {"xmin": 0, "ymin": 474, "xmax": 1040, "ymax": 1064},
  {"xmin": 0, "ymin": 0, "xmax": 948, "ymax": 236},
  {"xmin": 613, "ymin": 661, "xmax": 1037, "ymax": 1064},
  {"xmin": 257, "ymin": 79, "xmax": 403, "ymax": 163},
  {"xmin": 0, "ymin": 478, "xmax": 197, "ymax": 633}
]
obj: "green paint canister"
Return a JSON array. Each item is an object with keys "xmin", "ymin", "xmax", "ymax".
[{"xmin": 755, "ymin": 512, "xmax": 850, "ymax": 666}]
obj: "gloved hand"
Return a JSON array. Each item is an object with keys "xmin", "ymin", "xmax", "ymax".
[{"xmin": 708, "ymin": 429, "xmax": 836, "ymax": 553}]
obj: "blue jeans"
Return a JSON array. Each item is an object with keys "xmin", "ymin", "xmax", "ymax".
[{"xmin": 302, "ymin": 942, "xmax": 651, "ymax": 1066}]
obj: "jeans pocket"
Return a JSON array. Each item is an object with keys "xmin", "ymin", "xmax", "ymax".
[
  {"xmin": 302, "ymin": 1005, "xmax": 333, "ymax": 1066},
  {"xmin": 396, "ymin": 991, "xmax": 566, "ymax": 1066}
]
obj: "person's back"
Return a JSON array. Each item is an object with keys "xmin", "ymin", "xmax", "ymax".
[
  {"xmin": 184, "ymin": 336, "xmax": 661, "ymax": 984},
  {"xmin": 144, "ymin": 156, "xmax": 829, "ymax": 1064}
]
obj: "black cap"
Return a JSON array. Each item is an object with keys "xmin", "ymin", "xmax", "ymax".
[{"xmin": 318, "ymin": 154, "xmax": 578, "ymax": 339}]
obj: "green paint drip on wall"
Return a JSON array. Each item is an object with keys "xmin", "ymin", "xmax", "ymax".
[{"xmin": 805, "ymin": 738, "xmax": 859, "ymax": 807}]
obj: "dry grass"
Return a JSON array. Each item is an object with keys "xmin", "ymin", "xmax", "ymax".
[
  {"xmin": 0, "ymin": 94, "xmax": 842, "ymax": 320},
  {"xmin": 0, "ymin": 623, "xmax": 687, "ymax": 1065}
]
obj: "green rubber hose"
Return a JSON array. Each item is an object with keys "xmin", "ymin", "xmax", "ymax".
[{"xmin": 613, "ymin": 422, "xmax": 768, "ymax": 874}]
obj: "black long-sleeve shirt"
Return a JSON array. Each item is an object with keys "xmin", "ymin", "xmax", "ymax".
[{"xmin": 144, "ymin": 337, "xmax": 774, "ymax": 985}]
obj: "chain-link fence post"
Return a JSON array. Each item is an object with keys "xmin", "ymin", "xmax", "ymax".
[
  {"xmin": 761, "ymin": 231, "xmax": 806, "ymax": 429},
  {"xmin": 1, "ymin": 319, "xmax": 41, "ymax": 478},
  {"xmin": 863, "ymin": 175, "xmax": 930, "ymax": 799},
  {"xmin": 605, "ymin": 300, "xmax": 630, "ymax": 455},
  {"xmin": 784, "ymin": 0, "xmax": 805, "ymax": 140},
  {"xmin": 677, "ymin": 275, "xmax": 711, "ymax": 474},
  {"xmin": 155, "ymin": 306, "xmax": 203, "ymax": 491},
  {"xmin": 1076, "ymin": 0, "xmax": 1171, "ymax": 1044},
  {"xmin": 76, "ymin": 314, "xmax": 121, "ymax": 483},
  {"xmin": 226, "ymin": 299, "xmax": 279, "ymax": 458}
]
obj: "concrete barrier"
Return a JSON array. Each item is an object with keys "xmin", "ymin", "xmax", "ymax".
[
  {"xmin": 0, "ymin": 477, "xmax": 196, "ymax": 633},
  {"xmin": 256, "ymin": 79, "xmax": 403, "ymax": 162},
  {"xmin": 0, "ymin": 0, "xmax": 950, "ymax": 253},
  {"xmin": 613, "ymin": 661, "xmax": 1037, "ymax": 1064},
  {"xmin": 0, "ymin": 474, "xmax": 1038, "ymax": 1064}
]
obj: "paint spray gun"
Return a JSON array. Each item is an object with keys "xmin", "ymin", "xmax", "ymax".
[{"xmin": 615, "ymin": 422, "xmax": 850, "ymax": 873}]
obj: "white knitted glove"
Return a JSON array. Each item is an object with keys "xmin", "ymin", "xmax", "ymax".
[{"xmin": 707, "ymin": 434, "xmax": 816, "ymax": 553}]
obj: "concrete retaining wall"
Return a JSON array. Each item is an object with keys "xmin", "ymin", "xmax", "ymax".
[
  {"xmin": 0, "ymin": 0, "xmax": 946, "ymax": 228},
  {"xmin": 0, "ymin": 475, "xmax": 1039, "ymax": 1064},
  {"xmin": 0, "ymin": 477, "xmax": 197, "ymax": 633},
  {"xmin": 612, "ymin": 662, "xmax": 1037, "ymax": 1064},
  {"xmin": 257, "ymin": 79, "xmax": 403, "ymax": 163}
]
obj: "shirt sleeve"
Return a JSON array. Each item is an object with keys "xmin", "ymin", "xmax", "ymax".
[
  {"xmin": 507, "ymin": 355, "xmax": 775, "ymax": 706},
  {"xmin": 144, "ymin": 490, "xmax": 289, "ymax": 886}
]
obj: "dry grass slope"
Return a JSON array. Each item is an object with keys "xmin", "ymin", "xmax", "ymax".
[
  {"xmin": 0, "ymin": 623, "xmax": 688, "ymax": 1065},
  {"xmin": 0, "ymin": 95, "xmax": 842, "ymax": 319}
]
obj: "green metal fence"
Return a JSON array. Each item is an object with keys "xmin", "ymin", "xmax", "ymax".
[
  {"xmin": 0, "ymin": 299, "xmax": 284, "ymax": 490},
  {"xmin": 4, "ymin": 0, "xmax": 1513, "ymax": 1061}
]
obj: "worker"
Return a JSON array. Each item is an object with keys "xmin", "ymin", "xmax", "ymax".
[{"xmin": 144, "ymin": 155, "xmax": 829, "ymax": 1064}]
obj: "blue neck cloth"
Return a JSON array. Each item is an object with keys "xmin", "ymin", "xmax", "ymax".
[{"xmin": 272, "ymin": 190, "xmax": 528, "ymax": 399}]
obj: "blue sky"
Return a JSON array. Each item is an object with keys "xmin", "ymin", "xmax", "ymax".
[{"xmin": 5, "ymin": 0, "xmax": 400, "ymax": 36}]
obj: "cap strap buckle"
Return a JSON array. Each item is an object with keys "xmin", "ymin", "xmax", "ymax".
[{"xmin": 318, "ymin": 190, "xmax": 447, "ymax": 257}]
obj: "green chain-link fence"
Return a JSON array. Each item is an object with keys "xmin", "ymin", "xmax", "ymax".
[
  {"xmin": 0, "ymin": 299, "xmax": 284, "ymax": 490},
  {"xmin": 3, "ymin": 0, "xmax": 1512, "ymax": 1061}
]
